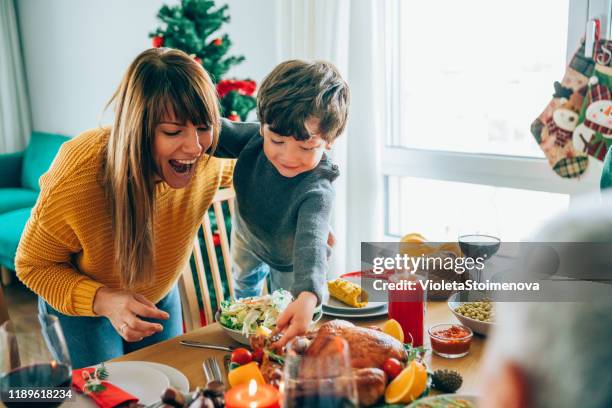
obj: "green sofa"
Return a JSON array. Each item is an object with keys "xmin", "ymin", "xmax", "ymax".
[{"xmin": 0, "ymin": 132, "xmax": 70, "ymax": 271}]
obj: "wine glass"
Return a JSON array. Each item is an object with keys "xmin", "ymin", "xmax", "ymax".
[
  {"xmin": 458, "ymin": 234, "xmax": 501, "ymax": 283},
  {"xmin": 0, "ymin": 314, "xmax": 72, "ymax": 407},
  {"xmin": 282, "ymin": 335, "xmax": 358, "ymax": 408}
]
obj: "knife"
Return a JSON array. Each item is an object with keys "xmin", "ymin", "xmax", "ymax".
[{"xmin": 179, "ymin": 340, "xmax": 237, "ymax": 352}]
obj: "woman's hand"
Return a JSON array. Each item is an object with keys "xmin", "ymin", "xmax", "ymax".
[
  {"xmin": 272, "ymin": 291, "xmax": 318, "ymax": 348},
  {"xmin": 93, "ymin": 288, "xmax": 169, "ymax": 342}
]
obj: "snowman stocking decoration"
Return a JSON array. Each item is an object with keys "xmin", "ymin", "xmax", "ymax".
[
  {"xmin": 532, "ymin": 44, "xmax": 593, "ymax": 178},
  {"xmin": 573, "ymin": 72, "xmax": 612, "ymax": 161},
  {"xmin": 533, "ymin": 41, "xmax": 612, "ymax": 178}
]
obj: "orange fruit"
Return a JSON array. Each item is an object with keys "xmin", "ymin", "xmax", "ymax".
[
  {"xmin": 227, "ymin": 362, "xmax": 265, "ymax": 388},
  {"xmin": 384, "ymin": 360, "xmax": 428, "ymax": 404},
  {"xmin": 400, "ymin": 232, "xmax": 427, "ymax": 243},
  {"xmin": 382, "ymin": 319, "xmax": 404, "ymax": 343}
]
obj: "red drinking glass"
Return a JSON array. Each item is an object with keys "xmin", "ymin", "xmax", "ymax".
[{"xmin": 387, "ymin": 273, "xmax": 427, "ymax": 347}]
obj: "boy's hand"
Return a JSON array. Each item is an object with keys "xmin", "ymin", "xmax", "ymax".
[{"xmin": 272, "ymin": 291, "xmax": 318, "ymax": 348}]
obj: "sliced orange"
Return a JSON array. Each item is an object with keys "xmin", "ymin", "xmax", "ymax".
[
  {"xmin": 227, "ymin": 362, "xmax": 265, "ymax": 388},
  {"xmin": 382, "ymin": 319, "xmax": 404, "ymax": 343},
  {"xmin": 384, "ymin": 360, "xmax": 428, "ymax": 404},
  {"xmin": 400, "ymin": 232, "xmax": 427, "ymax": 243}
]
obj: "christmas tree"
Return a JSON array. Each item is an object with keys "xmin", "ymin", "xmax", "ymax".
[{"xmin": 150, "ymin": 0, "xmax": 256, "ymax": 121}]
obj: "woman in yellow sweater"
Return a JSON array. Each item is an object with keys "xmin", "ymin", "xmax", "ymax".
[{"xmin": 15, "ymin": 48, "xmax": 234, "ymax": 368}]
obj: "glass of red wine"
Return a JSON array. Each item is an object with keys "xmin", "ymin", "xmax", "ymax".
[
  {"xmin": 0, "ymin": 314, "xmax": 72, "ymax": 407},
  {"xmin": 282, "ymin": 335, "xmax": 358, "ymax": 408},
  {"xmin": 458, "ymin": 234, "xmax": 501, "ymax": 283}
]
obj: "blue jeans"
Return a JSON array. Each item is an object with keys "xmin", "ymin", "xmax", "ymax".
[
  {"xmin": 38, "ymin": 285, "xmax": 183, "ymax": 369},
  {"xmin": 231, "ymin": 230, "xmax": 294, "ymax": 299}
]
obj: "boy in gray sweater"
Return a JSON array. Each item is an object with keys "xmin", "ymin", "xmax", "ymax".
[{"xmin": 216, "ymin": 60, "xmax": 349, "ymax": 346}]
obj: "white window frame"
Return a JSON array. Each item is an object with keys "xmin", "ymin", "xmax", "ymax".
[{"xmin": 382, "ymin": 0, "xmax": 610, "ymax": 238}]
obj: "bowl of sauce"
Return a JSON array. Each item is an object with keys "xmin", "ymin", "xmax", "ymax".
[{"xmin": 428, "ymin": 324, "xmax": 473, "ymax": 358}]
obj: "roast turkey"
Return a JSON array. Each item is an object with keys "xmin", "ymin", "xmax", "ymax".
[{"xmin": 252, "ymin": 319, "xmax": 407, "ymax": 406}]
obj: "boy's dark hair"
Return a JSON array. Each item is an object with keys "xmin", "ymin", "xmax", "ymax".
[{"xmin": 257, "ymin": 60, "xmax": 350, "ymax": 142}]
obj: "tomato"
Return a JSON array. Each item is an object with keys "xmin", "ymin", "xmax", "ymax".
[
  {"xmin": 252, "ymin": 348, "xmax": 265, "ymax": 364},
  {"xmin": 231, "ymin": 348, "xmax": 253, "ymax": 365},
  {"xmin": 382, "ymin": 358, "xmax": 403, "ymax": 380}
]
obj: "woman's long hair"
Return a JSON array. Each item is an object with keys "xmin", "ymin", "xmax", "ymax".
[{"xmin": 103, "ymin": 48, "xmax": 220, "ymax": 288}]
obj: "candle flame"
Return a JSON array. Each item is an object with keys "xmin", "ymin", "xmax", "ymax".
[
  {"xmin": 50, "ymin": 360, "xmax": 57, "ymax": 369},
  {"xmin": 248, "ymin": 379, "xmax": 257, "ymax": 396}
]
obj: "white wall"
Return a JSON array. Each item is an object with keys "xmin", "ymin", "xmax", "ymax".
[{"xmin": 16, "ymin": 0, "xmax": 278, "ymax": 136}]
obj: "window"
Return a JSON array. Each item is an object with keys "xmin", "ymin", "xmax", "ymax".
[
  {"xmin": 386, "ymin": 176, "xmax": 570, "ymax": 241},
  {"xmin": 383, "ymin": 0, "xmax": 603, "ymax": 240}
]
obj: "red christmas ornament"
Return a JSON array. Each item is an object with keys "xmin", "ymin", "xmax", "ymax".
[
  {"xmin": 152, "ymin": 35, "xmax": 164, "ymax": 48},
  {"xmin": 194, "ymin": 56, "xmax": 202, "ymax": 64},
  {"xmin": 228, "ymin": 111, "xmax": 240, "ymax": 121},
  {"xmin": 213, "ymin": 38, "xmax": 223, "ymax": 46},
  {"xmin": 216, "ymin": 79, "xmax": 257, "ymax": 98}
]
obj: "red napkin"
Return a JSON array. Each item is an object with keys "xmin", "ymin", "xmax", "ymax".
[{"xmin": 72, "ymin": 368, "xmax": 139, "ymax": 408}]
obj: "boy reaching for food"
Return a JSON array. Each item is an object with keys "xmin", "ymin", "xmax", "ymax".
[{"xmin": 215, "ymin": 60, "xmax": 350, "ymax": 346}]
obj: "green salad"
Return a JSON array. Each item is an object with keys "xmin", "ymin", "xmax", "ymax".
[{"xmin": 219, "ymin": 289, "xmax": 293, "ymax": 335}]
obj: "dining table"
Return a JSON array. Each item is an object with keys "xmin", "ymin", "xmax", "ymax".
[{"xmin": 110, "ymin": 299, "xmax": 486, "ymax": 399}]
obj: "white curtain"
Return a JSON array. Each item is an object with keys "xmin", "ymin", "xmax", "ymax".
[
  {"xmin": 275, "ymin": 0, "xmax": 384, "ymax": 276},
  {"xmin": 0, "ymin": 0, "xmax": 31, "ymax": 153}
]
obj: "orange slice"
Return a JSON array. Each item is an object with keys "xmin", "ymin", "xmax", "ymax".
[
  {"xmin": 227, "ymin": 362, "xmax": 265, "ymax": 388},
  {"xmin": 382, "ymin": 319, "xmax": 404, "ymax": 343},
  {"xmin": 384, "ymin": 360, "xmax": 428, "ymax": 404},
  {"xmin": 400, "ymin": 232, "xmax": 427, "ymax": 243}
]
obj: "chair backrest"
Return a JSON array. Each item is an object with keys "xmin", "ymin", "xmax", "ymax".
[
  {"xmin": 179, "ymin": 188, "xmax": 236, "ymax": 332},
  {"xmin": 179, "ymin": 187, "xmax": 270, "ymax": 332},
  {"xmin": 0, "ymin": 284, "xmax": 10, "ymax": 326}
]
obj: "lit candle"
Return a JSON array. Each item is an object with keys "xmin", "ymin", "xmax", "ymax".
[{"xmin": 225, "ymin": 379, "xmax": 281, "ymax": 408}]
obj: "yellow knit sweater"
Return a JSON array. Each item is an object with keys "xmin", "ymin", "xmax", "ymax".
[{"xmin": 15, "ymin": 128, "xmax": 234, "ymax": 317}]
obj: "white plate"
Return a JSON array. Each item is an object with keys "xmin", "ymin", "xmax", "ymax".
[
  {"xmin": 89, "ymin": 362, "xmax": 170, "ymax": 406},
  {"xmin": 406, "ymin": 394, "xmax": 478, "ymax": 407},
  {"xmin": 322, "ymin": 303, "xmax": 389, "ymax": 319},
  {"xmin": 324, "ymin": 276, "xmax": 387, "ymax": 312},
  {"xmin": 127, "ymin": 361, "xmax": 189, "ymax": 393}
]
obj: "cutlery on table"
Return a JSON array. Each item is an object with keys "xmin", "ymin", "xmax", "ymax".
[
  {"xmin": 180, "ymin": 340, "xmax": 236, "ymax": 352},
  {"xmin": 203, "ymin": 357, "xmax": 223, "ymax": 383}
]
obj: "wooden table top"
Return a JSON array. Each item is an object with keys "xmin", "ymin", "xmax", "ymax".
[{"xmin": 113, "ymin": 300, "xmax": 486, "ymax": 396}]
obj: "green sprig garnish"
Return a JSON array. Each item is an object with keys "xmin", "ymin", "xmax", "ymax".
[
  {"xmin": 84, "ymin": 363, "xmax": 108, "ymax": 394},
  {"xmin": 404, "ymin": 343, "xmax": 427, "ymax": 362},
  {"xmin": 264, "ymin": 349, "xmax": 285, "ymax": 364}
]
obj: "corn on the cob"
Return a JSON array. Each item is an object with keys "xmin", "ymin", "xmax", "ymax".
[{"xmin": 327, "ymin": 278, "xmax": 369, "ymax": 308}]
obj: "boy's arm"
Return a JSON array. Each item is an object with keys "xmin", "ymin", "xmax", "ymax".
[
  {"xmin": 213, "ymin": 118, "xmax": 260, "ymax": 158},
  {"xmin": 291, "ymin": 190, "xmax": 334, "ymax": 305}
]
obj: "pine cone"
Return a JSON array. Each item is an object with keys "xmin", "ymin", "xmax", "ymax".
[{"xmin": 431, "ymin": 369, "xmax": 463, "ymax": 393}]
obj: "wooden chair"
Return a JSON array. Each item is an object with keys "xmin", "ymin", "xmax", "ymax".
[
  {"xmin": 179, "ymin": 187, "xmax": 271, "ymax": 332},
  {"xmin": 0, "ymin": 283, "xmax": 10, "ymax": 326},
  {"xmin": 179, "ymin": 187, "xmax": 235, "ymax": 332}
]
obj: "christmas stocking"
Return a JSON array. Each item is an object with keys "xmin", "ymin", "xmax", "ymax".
[
  {"xmin": 532, "ymin": 42, "xmax": 593, "ymax": 178},
  {"xmin": 533, "ymin": 41, "xmax": 612, "ymax": 178},
  {"xmin": 572, "ymin": 65, "xmax": 612, "ymax": 162}
]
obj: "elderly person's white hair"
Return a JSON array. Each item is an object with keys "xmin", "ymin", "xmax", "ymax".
[{"xmin": 481, "ymin": 192, "xmax": 612, "ymax": 408}]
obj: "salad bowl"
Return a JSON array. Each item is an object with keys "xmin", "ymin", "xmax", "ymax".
[{"xmin": 216, "ymin": 290, "xmax": 322, "ymax": 345}]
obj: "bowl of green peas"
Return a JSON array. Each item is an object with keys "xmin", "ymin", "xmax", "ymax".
[{"xmin": 447, "ymin": 292, "xmax": 497, "ymax": 335}]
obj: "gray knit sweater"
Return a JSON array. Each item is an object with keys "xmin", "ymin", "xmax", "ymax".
[{"xmin": 216, "ymin": 119, "xmax": 339, "ymax": 302}]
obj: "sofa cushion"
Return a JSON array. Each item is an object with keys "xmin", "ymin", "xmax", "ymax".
[
  {"xmin": 0, "ymin": 188, "xmax": 38, "ymax": 214},
  {"xmin": 0, "ymin": 207, "xmax": 32, "ymax": 271},
  {"xmin": 21, "ymin": 131, "xmax": 70, "ymax": 191}
]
